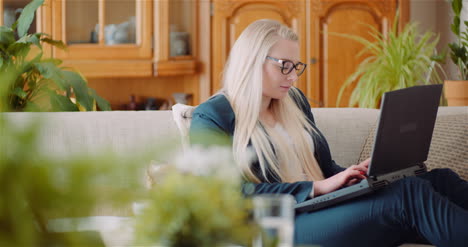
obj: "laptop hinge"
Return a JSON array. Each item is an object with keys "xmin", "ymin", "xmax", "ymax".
[
  {"xmin": 371, "ymin": 180, "xmax": 389, "ymax": 190},
  {"xmin": 369, "ymin": 162, "xmax": 428, "ymax": 188},
  {"xmin": 414, "ymin": 162, "xmax": 428, "ymax": 176}
]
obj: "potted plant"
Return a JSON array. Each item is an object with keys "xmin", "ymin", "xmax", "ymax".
[
  {"xmin": 336, "ymin": 18, "xmax": 443, "ymax": 108},
  {"xmin": 0, "ymin": 0, "xmax": 110, "ymax": 111},
  {"xmin": 446, "ymin": 0, "xmax": 468, "ymax": 106}
]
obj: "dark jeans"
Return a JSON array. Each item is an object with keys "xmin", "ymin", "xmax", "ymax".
[{"xmin": 294, "ymin": 168, "xmax": 468, "ymax": 247}]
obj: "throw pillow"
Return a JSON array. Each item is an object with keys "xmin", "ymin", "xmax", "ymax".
[
  {"xmin": 358, "ymin": 114, "xmax": 468, "ymax": 180},
  {"xmin": 171, "ymin": 103, "xmax": 196, "ymax": 149}
]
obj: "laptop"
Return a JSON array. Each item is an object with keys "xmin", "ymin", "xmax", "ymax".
[{"xmin": 295, "ymin": 84, "xmax": 443, "ymax": 213}]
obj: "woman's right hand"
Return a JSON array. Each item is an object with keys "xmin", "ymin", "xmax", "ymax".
[{"xmin": 313, "ymin": 159, "xmax": 370, "ymax": 197}]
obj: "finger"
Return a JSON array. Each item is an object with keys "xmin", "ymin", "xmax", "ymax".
[
  {"xmin": 348, "ymin": 178, "xmax": 360, "ymax": 186},
  {"xmin": 351, "ymin": 165, "xmax": 368, "ymax": 175},
  {"xmin": 360, "ymin": 158, "xmax": 370, "ymax": 167},
  {"xmin": 347, "ymin": 169, "xmax": 366, "ymax": 180}
]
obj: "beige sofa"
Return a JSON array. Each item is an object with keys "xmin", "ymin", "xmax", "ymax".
[{"xmin": 4, "ymin": 106, "xmax": 467, "ymax": 246}]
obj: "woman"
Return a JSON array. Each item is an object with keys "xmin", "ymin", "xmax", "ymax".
[{"xmin": 189, "ymin": 19, "xmax": 468, "ymax": 247}]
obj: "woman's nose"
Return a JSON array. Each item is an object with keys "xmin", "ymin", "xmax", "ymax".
[{"xmin": 287, "ymin": 72, "xmax": 298, "ymax": 83}]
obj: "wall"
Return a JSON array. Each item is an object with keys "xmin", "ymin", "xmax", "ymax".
[{"xmin": 410, "ymin": 0, "xmax": 457, "ymax": 80}]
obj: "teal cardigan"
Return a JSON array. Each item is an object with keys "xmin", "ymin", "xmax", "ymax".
[{"xmin": 189, "ymin": 89, "xmax": 345, "ymax": 204}]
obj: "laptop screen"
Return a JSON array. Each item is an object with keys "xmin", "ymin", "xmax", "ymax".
[{"xmin": 368, "ymin": 84, "xmax": 442, "ymax": 177}]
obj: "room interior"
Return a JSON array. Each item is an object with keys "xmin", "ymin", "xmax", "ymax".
[
  {"xmin": 1, "ymin": 0, "xmax": 467, "ymax": 246},
  {"xmin": 0, "ymin": 0, "xmax": 457, "ymax": 110}
]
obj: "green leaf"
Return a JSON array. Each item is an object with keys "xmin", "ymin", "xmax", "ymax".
[
  {"xmin": 12, "ymin": 87, "xmax": 28, "ymax": 99},
  {"xmin": 7, "ymin": 42, "xmax": 31, "ymax": 59},
  {"xmin": 17, "ymin": 34, "xmax": 41, "ymax": 49},
  {"xmin": 452, "ymin": 0, "xmax": 462, "ymax": 15},
  {"xmin": 0, "ymin": 26, "xmax": 16, "ymax": 47},
  {"xmin": 452, "ymin": 17, "xmax": 460, "ymax": 36},
  {"xmin": 34, "ymin": 62, "xmax": 68, "ymax": 90},
  {"xmin": 49, "ymin": 93, "xmax": 79, "ymax": 111},
  {"xmin": 41, "ymin": 58, "xmax": 63, "ymax": 66},
  {"xmin": 17, "ymin": 0, "xmax": 45, "ymax": 38},
  {"xmin": 89, "ymin": 88, "xmax": 111, "ymax": 111},
  {"xmin": 61, "ymin": 71, "xmax": 93, "ymax": 111},
  {"xmin": 41, "ymin": 38, "xmax": 67, "ymax": 50}
]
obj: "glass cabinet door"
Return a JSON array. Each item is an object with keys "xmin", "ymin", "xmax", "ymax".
[
  {"xmin": 169, "ymin": 0, "xmax": 195, "ymax": 58},
  {"xmin": 65, "ymin": 0, "xmax": 99, "ymax": 44},
  {"xmin": 53, "ymin": 0, "xmax": 152, "ymax": 61},
  {"xmin": 154, "ymin": 0, "xmax": 198, "ymax": 76},
  {"xmin": 103, "ymin": 0, "xmax": 136, "ymax": 45}
]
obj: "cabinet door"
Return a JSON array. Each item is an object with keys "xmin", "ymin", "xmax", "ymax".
[
  {"xmin": 211, "ymin": 0, "xmax": 307, "ymax": 93},
  {"xmin": 153, "ymin": 0, "xmax": 198, "ymax": 76},
  {"xmin": 49, "ymin": 0, "xmax": 152, "ymax": 77},
  {"xmin": 308, "ymin": 0, "xmax": 397, "ymax": 107}
]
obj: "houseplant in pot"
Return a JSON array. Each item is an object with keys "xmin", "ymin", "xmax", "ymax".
[
  {"xmin": 335, "ymin": 18, "xmax": 443, "ymax": 108},
  {"xmin": 446, "ymin": 0, "xmax": 468, "ymax": 106},
  {"xmin": 0, "ymin": 0, "xmax": 110, "ymax": 111}
]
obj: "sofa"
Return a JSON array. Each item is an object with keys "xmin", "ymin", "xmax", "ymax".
[{"xmin": 3, "ymin": 106, "xmax": 467, "ymax": 247}]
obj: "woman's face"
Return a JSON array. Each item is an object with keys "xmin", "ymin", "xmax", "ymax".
[{"xmin": 262, "ymin": 39, "xmax": 300, "ymax": 100}]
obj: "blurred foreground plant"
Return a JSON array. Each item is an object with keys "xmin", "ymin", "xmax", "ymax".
[
  {"xmin": 135, "ymin": 145, "xmax": 259, "ymax": 247},
  {"xmin": 0, "ymin": 115, "xmax": 145, "ymax": 246},
  {"xmin": 0, "ymin": 75, "xmax": 143, "ymax": 245}
]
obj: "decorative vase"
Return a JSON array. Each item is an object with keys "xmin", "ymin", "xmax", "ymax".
[
  {"xmin": 444, "ymin": 80, "xmax": 468, "ymax": 106},
  {"xmin": 169, "ymin": 32, "xmax": 189, "ymax": 56}
]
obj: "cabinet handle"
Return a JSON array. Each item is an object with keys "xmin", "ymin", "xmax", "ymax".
[{"xmin": 310, "ymin": 58, "xmax": 317, "ymax": 64}]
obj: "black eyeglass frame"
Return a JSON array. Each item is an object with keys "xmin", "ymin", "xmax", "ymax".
[{"xmin": 266, "ymin": 56, "xmax": 307, "ymax": 76}]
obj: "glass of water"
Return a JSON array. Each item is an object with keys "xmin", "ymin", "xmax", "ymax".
[{"xmin": 253, "ymin": 194, "xmax": 295, "ymax": 247}]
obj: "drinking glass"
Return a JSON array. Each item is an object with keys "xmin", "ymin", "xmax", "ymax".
[{"xmin": 253, "ymin": 194, "xmax": 295, "ymax": 247}]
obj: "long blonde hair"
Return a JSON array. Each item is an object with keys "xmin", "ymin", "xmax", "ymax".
[{"xmin": 221, "ymin": 19, "xmax": 325, "ymax": 183}]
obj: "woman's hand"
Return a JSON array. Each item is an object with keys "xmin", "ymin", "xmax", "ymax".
[{"xmin": 313, "ymin": 158, "xmax": 370, "ymax": 197}]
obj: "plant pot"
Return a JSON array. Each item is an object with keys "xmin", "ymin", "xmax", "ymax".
[{"xmin": 444, "ymin": 80, "xmax": 468, "ymax": 106}]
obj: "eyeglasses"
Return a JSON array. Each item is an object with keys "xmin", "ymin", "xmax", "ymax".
[{"xmin": 266, "ymin": 56, "xmax": 307, "ymax": 76}]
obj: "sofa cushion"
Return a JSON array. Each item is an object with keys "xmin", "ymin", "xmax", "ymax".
[
  {"xmin": 358, "ymin": 114, "xmax": 468, "ymax": 180},
  {"xmin": 312, "ymin": 108, "xmax": 379, "ymax": 167},
  {"xmin": 4, "ymin": 111, "xmax": 180, "ymax": 158}
]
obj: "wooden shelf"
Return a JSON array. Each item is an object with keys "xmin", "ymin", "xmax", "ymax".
[
  {"xmin": 154, "ymin": 60, "xmax": 197, "ymax": 76},
  {"xmin": 62, "ymin": 60, "xmax": 153, "ymax": 78}
]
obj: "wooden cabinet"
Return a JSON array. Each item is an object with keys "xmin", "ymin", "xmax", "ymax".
[
  {"xmin": 211, "ymin": 0, "xmax": 307, "ymax": 93},
  {"xmin": 308, "ymin": 0, "xmax": 398, "ymax": 107},
  {"xmin": 2, "ymin": 0, "xmax": 408, "ymax": 107},
  {"xmin": 210, "ymin": 0, "xmax": 406, "ymax": 107},
  {"xmin": 22, "ymin": 0, "xmax": 200, "ymax": 78},
  {"xmin": 45, "ymin": 0, "xmax": 152, "ymax": 77}
]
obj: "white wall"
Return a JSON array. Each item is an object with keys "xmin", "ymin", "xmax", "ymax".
[{"xmin": 410, "ymin": 0, "xmax": 459, "ymax": 80}]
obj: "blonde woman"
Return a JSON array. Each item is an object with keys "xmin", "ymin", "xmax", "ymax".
[{"xmin": 190, "ymin": 19, "xmax": 468, "ymax": 246}]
